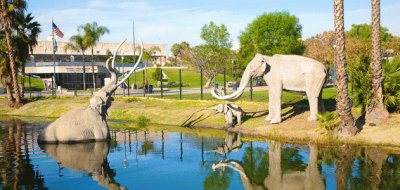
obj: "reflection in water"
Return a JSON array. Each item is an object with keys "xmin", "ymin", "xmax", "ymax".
[
  {"xmin": 0, "ymin": 120, "xmax": 46, "ymax": 189},
  {"xmin": 39, "ymin": 142, "xmax": 124, "ymax": 190},
  {"xmin": 212, "ymin": 141, "xmax": 325, "ymax": 190},
  {"xmin": 1, "ymin": 120, "xmax": 400, "ymax": 189},
  {"xmin": 213, "ymin": 132, "xmax": 243, "ymax": 154}
]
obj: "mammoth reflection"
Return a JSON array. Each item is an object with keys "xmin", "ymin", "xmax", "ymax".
[
  {"xmin": 212, "ymin": 142, "xmax": 325, "ymax": 190},
  {"xmin": 213, "ymin": 132, "xmax": 243, "ymax": 154},
  {"xmin": 39, "ymin": 142, "xmax": 125, "ymax": 190}
]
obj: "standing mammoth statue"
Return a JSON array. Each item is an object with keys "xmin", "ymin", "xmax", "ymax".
[{"xmin": 212, "ymin": 53, "xmax": 327, "ymax": 124}]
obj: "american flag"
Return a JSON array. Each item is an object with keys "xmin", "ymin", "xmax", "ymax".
[{"xmin": 52, "ymin": 22, "xmax": 64, "ymax": 38}]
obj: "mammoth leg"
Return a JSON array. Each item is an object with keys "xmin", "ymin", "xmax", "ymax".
[
  {"xmin": 237, "ymin": 113, "xmax": 242, "ymax": 126},
  {"xmin": 269, "ymin": 83, "xmax": 282, "ymax": 124},
  {"xmin": 266, "ymin": 100, "xmax": 273, "ymax": 121},
  {"xmin": 306, "ymin": 73, "xmax": 325, "ymax": 121},
  {"xmin": 225, "ymin": 111, "xmax": 233, "ymax": 127}
]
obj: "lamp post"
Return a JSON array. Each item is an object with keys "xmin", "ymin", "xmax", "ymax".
[{"xmin": 122, "ymin": 55, "xmax": 125, "ymax": 96}]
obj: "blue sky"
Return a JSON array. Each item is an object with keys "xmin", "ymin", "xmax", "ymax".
[{"xmin": 28, "ymin": 0, "xmax": 400, "ymax": 49}]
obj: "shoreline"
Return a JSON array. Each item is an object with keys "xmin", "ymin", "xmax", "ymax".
[{"xmin": 1, "ymin": 96, "xmax": 399, "ymax": 147}]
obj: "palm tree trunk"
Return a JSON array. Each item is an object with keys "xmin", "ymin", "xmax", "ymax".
[
  {"xmin": 1, "ymin": 77, "xmax": 15, "ymax": 104},
  {"xmin": 4, "ymin": 27, "xmax": 22, "ymax": 106},
  {"xmin": 335, "ymin": 146, "xmax": 355, "ymax": 190},
  {"xmin": 91, "ymin": 47, "xmax": 96, "ymax": 91},
  {"xmin": 19, "ymin": 63, "xmax": 25, "ymax": 98},
  {"xmin": 334, "ymin": 0, "xmax": 357, "ymax": 136},
  {"xmin": 82, "ymin": 53, "xmax": 86, "ymax": 90},
  {"xmin": 366, "ymin": 0, "xmax": 389, "ymax": 125}
]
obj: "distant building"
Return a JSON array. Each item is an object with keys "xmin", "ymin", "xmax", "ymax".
[
  {"xmin": 26, "ymin": 40, "xmax": 167, "ymax": 90},
  {"xmin": 31, "ymin": 40, "xmax": 167, "ymax": 64}
]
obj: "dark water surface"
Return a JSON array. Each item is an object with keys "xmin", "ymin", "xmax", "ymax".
[{"xmin": 0, "ymin": 119, "xmax": 399, "ymax": 190}]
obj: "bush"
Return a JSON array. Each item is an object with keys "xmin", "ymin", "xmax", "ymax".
[
  {"xmin": 348, "ymin": 54, "xmax": 400, "ymax": 113},
  {"xmin": 136, "ymin": 115, "xmax": 150, "ymax": 128},
  {"xmin": 383, "ymin": 57, "xmax": 400, "ymax": 112},
  {"xmin": 152, "ymin": 68, "xmax": 163, "ymax": 82},
  {"xmin": 317, "ymin": 112, "xmax": 340, "ymax": 132}
]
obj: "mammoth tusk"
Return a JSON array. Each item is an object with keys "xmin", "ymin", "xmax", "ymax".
[
  {"xmin": 117, "ymin": 40, "xmax": 144, "ymax": 86},
  {"xmin": 211, "ymin": 83, "xmax": 247, "ymax": 101},
  {"xmin": 111, "ymin": 39, "xmax": 127, "ymax": 69},
  {"xmin": 104, "ymin": 57, "xmax": 113, "ymax": 71}
]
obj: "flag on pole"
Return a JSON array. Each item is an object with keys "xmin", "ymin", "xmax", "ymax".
[
  {"xmin": 52, "ymin": 22, "xmax": 64, "ymax": 38},
  {"xmin": 53, "ymin": 38, "xmax": 58, "ymax": 53}
]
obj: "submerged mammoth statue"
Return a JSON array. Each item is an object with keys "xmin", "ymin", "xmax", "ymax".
[
  {"xmin": 212, "ymin": 54, "xmax": 327, "ymax": 124},
  {"xmin": 38, "ymin": 40, "xmax": 143, "ymax": 143}
]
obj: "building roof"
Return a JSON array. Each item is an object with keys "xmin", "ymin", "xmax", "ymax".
[{"xmin": 32, "ymin": 40, "xmax": 167, "ymax": 57}]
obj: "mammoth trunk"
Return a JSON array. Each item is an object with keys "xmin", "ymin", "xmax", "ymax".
[{"xmin": 221, "ymin": 68, "xmax": 252, "ymax": 101}]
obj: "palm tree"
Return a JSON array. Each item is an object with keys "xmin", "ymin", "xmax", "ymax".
[
  {"xmin": 14, "ymin": 12, "xmax": 41, "ymax": 98},
  {"xmin": 0, "ymin": 0, "xmax": 26, "ymax": 106},
  {"xmin": 333, "ymin": 0, "xmax": 358, "ymax": 136},
  {"xmin": 80, "ymin": 22, "xmax": 109, "ymax": 90},
  {"xmin": 365, "ymin": 0, "xmax": 389, "ymax": 125},
  {"xmin": 64, "ymin": 34, "xmax": 88, "ymax": 90},
  {"xmin": 0, "ymin": 30, "xmax": 15, "ymax": 103}
]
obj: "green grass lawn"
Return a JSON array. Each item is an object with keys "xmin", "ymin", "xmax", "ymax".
[
  {"xmin": 163, "ymin": 86, "xmax": 337, "ymax": 104},
  {"xmin": 127, "ymin": 68, "xmax": 234, "ymax": 89},
  {"xmin": 0, "ymin": 75, "xmax": 44, "ymax": 91}
]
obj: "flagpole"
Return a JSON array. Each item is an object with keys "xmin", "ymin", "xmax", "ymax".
[
  {"xmin": 133, "ymin": 20, "xmax": 136, "ymax": 90},
  {"xmin": 52, "ymin": 18, "xmax": 56, "ymax": 96}
]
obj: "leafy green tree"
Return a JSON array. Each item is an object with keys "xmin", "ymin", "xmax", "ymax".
[
  {"xmin": 170, "ymin": 41, "xmax": 190, "ymax": 65},
  {"xmin": 80, "ymin": 22, "xmax": 109, "ymax": 90},
  {"xmin": 237, "ymin": 11, "xmax": 305, "ymax": 70},
  {"xmin": 189, "ymin": 21, "xmax": 233, "ymax": 88},
  {"xmin": 190, "ymin": 45, "xmax": 232, "ymax": 88},
  {"xmin": 201, "ymin": 21, "xmax": 232, "ymax": 49},
  {"xmin": 347, "ymin": 24, "xmax": 391, "ymax": 42}
]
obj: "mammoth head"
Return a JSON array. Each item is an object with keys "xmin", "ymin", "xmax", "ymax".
[
  {"xmin": 248, "ymin": 53, "xmax": 269, "ymax": 77},
  {"xmin": 211, "ymin": 53, "xmax": 270, "ymax": 101}
]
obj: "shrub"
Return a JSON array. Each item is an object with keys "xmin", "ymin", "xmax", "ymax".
[
  {"xmin": 383, "ymin": 57, "xmax": 400, "ymax": 112},
  {"xmin": 348, "ymin": 54, "xmax": 400, "ymax": 113},
  {"xmin": 136, "ymin": 115, "xmax": 150, "ymax": 128},
  {"xmin": 152, "ymin": 67, "xmax": 163, "ymax": 82},
  {"xmin": 123, "ymin": 97, "xmax": 139, "ymax": 103},
  {"xmin": 317, "ymin": 112, "xmax": 340, "ymax": 132}
]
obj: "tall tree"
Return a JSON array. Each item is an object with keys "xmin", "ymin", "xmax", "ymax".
[
  {"xmin": 304, "ymin": 31, "xmax": 335, "ymax": 67},
  {"xmin": 190, "ymin": 21, "xmax": 233, "ymax": 88},
  {"xmin": 0, "ymin": 0, "xmax": 26, "ymax": 106},
  {"xmin": 14, "ymin": 12, "xmax": 41, "ymax": 97},
  {"xmin": 64, "ymin": 34, "xmax": 88, "ymax": 90},
  {"xmin": 334, "ymin": 0, "xmax": 358, "ymax": 136},
  {"xmin": 365, "ymin": 0, "xmax": 389, "ymax": 125},
  {"xmin": 238, "ymin": 11, "xmax": 305, "ymax": 69},
  {"xmin": 170, "ymin": 41, "xmax": 190, "ymax": 66},
  {"xmin": 0, "ymin": 32, "xmax": 14, "ymax": 104},
  {"xmin": 80, "ymin": 22, "xmax": 109, "ymax": 90},
  {"xmin": 201, "ymin": 21, "xmax": 232, "ymax": 49}
]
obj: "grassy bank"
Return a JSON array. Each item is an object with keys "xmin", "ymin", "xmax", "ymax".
[
  {"xmin": 127, "ymin": 68, "xmax": 234, "ymax": 89},
  {"xmin": 0, "ymin": 88, "xmax": 399, "ymax": 147}
]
